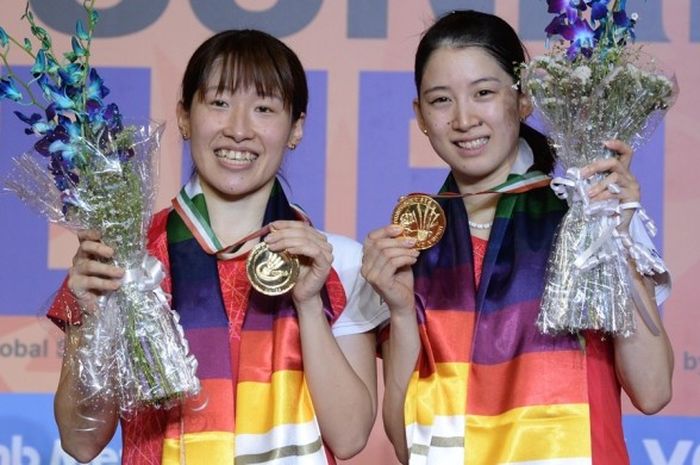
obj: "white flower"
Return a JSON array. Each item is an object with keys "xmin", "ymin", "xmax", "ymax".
[{"xmin": 571, "ymin": 65, "xmax": 592, "ymax": 83}]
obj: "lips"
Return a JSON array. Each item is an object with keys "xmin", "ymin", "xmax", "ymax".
[
  {"xmin": 455, "ymin": 136, "xmax": 489, "ymax": 150},
  {"xmin": 214, "ymin": 148, "xmax": 259, "ymax": 162}
]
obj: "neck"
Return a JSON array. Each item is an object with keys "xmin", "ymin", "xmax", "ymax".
[{"xmin": 199, "ymin": 178, "xmax": 275, "ymax": 248}]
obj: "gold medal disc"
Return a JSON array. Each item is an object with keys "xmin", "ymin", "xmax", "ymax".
[
  {"xmin": 391, "ymin": 194, "xmax": 446, "ymax": 250},
  {"xmin": 246, "ymin": 242, "xmax": 300, "ymax": 296}
]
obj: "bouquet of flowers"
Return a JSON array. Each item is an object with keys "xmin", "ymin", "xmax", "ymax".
[
  {"xmin": 520, "ymin": 0, "xmax": 678, "ymax": 336},
  {"xmin": 1, "ymin": 2, "xmax": 199, "ymax": 414}
]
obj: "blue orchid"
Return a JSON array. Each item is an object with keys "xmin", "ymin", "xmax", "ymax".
[
  {"xmin": 14, "ymin": 110, "xmax": 52, "ymax": 135},
  {"xmin": 75, "ymin": 20, "xmax": 89, "ymax": 41},
  {"xmin": 0, "ymin": 76, "xmax": 23, "ymax": 102},
  {"xmin": 612, "ymin": 10, "xmax": 636, "ymax": 41},
  {"xmin": 71, "ymin": 36, "xmax": 87, "ymax": 58},
  {"xmin": 566, "ymin": 18, "xmax": 596, "ymax": 59},
  {"xmin": 86, "ymin": 68, "xmax": 109, "ymax": 102},
  {"xmin": 544, "ymin": 0, "xmax": 636, "ymax": 61},
  {"xmin": 4, "ymin": 2, "xmax": 127, "ymax": 200},
  {"xmin": 548, "ymin": 0, "xmax": 587, "ymax": 22},
  {"xmin": 0, "ymin": 27, "xmax": 8, "ymax": 48},
  {"xmin": 35, "ymin": 125, "xmax": 69, "ymax": 158},
  {"xmin": 30, "ymin": 49, "xmax": 49, "ymax": 76},
  {"xmin": 48, "ymin": 140, "xmax": 79, "ymax": 168},
  {"xmin": 588, "ymin": 0, "xmax": 610, "ymax": 21},
  {"xmin": 51, "ymin": 90, "xmax": 76, "ymax": 111},
  {"xmin": 58, "ymin": 63, "xmax": 85, "ymax": 87}
]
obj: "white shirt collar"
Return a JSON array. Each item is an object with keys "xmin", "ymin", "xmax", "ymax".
[{"xmin": 510, "ymin": 138, "xmax": 534, "ymax": 175}]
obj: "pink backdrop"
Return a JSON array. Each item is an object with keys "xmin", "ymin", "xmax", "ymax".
[{"xmin": 0, "ymin": 1, "xmax": 698, "ymax": 463}]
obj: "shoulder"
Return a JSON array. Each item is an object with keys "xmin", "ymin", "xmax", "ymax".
[
  {"xmin": 318, "ymin": 230, "xmax": 390, "ymax": 337},
  {"xmin": 325, "ymin": 232, "xmax": 363, "ymax": 269}
]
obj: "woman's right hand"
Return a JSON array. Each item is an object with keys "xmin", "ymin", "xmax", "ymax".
[
  {"xmin": 67, "ymin": 230, "xmax": 124, "ymax": 312},
  {"xmin": 361, "ymin": 225, "xmax": 418, "ymax": 314}
]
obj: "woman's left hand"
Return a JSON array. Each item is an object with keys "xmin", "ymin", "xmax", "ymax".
[
  {"xmin": 581, "ymin": 139, "xmax": 641, "ymax": 233},
  {"xmin": 264, "ymin": 220, "xmax": 333, "ymax": 309}
]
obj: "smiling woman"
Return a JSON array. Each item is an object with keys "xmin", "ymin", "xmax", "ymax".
[
  {"xmin": 361, "ymin": 9, "xmax": 674, "ymax": 465},
  {"xmin": 49, "ymin": 29, "xmax": 388, "ymax": 465}
]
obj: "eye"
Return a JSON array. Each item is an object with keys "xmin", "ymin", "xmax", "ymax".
[
  {"xmin": 211, "ymin": 99, "xmax": 228, "ymax": 107},
  {"xmin": 428, "ymin": 96, "xmax": 450, "ymax": 105},
  {"xmin": 475, "ymin": 89, "xmax": 495, "ymax": 98},
  {"xmin": 256, "ymin": 105, "xmax": 274, "ymax": 113}
]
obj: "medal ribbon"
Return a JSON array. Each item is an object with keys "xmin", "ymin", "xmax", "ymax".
[
  {"xmin": 435, "ymin": 170, "xmax": 552, "ymax": 198},
  {"xmin": 172, "ymin": 181, "xmax": 307, "ymax": 261}
]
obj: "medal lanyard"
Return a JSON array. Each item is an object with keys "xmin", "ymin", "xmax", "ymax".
[
  {"xmin": 424, "ymin": 171, "xmax": 552, "ymax": 199},
  {"xmin": 392, "ymin": 171, "xmax": 552, "ymax": 250},
  {"xmin": 172, "ymin": 186, "xmax": 273, "ymax": 260}
]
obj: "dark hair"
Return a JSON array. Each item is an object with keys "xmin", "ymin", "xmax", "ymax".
[
  {"xmin": 414, "ymin": 10, "xmax": 556, "ymax": 173},
  {"xmin": 181, "ymin": 29, "xmax": 307, "ymax": 122}
]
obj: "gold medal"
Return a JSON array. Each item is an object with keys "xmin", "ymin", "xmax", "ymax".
[
  {"xmin": 391, "ymin": 194, "xmax": 446, "ymax": 250},
  {"xmin": 246, "ymin": 242, "xmax": 300, "ymax": 296}
]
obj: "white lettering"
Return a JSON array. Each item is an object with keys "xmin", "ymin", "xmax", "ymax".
[
  {"xmin": 0, "ymin": 436, "xmax": 40, "ymax": 465},
  {"xmin": 49, "ymin": 440, "xmax": 75, "ymax": 465},
  {"xmin": 644, "ymin": 439, "xmax": 694, "ymax": 465},
  {"xmin": 50, "ymin": 440, "xmax": 121, "ymax": 465},
  {"xmin": 0, "ymin": 443, "xmax": 10, "ymax": 465}
]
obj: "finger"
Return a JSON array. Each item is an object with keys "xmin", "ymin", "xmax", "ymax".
[
  {"xmin": 74, "ymin": 258, "xmax": 124, "ymax": 280},
  {"xmin": 362, "ymin": 247, "xmax": 419, "ymax": 282},
  {"xmin": 77, "ymin": 229, "xmax": 103, "ymax": 242},
  {"xmin": 67, "ymin": 273, "xmax": 121, "ymax": 296},
  {"xmin": 365, "ymin": 254, "xmax": 418, "ymax": 290},
  {"xmin": 580, "ymin": 157, "xmax": 623, "ymax": 179},
  {"xmin": 275, "ymin": 241, "xmax": 334, "ymax": 268},
  {"xmin": 587, "ymin": 171, "xmax": 620, "ymax": 198},
  {"xmin": 267, "ymin": 221, "xmax": 325, "ymax": 242},
  {"xmin": 604, "ymin": 139, "xmax": 633, "ymax": 158},
  {"xmin": 265, "ymin": 226, "xmax": 326, "ymax": 246},
  {"xmin": 76, "ymin": 240, "xmax": 116, "ymax": 261},
  {"xmin": 367, "ymin": 224, "xmax": 404, "ymax": 241},
  {"xmin": 604, "ymin": 140, "xmax": 633, "ymax": 168},
  {"xmin": 363, "ymin": 236, "xmax": 416, "ymax": 260}
]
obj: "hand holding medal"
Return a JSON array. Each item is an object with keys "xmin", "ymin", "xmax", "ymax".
[
  {"xmin": 173, "ymin": 189, "xmax": 305, "ymax": 296},
  {"xmin": 391, "ymin": 194, "xmax": 446, "ymax": 250},
  {"xmin": 247, "ymin": 241, "xmax": 300, "ymax": 296}
]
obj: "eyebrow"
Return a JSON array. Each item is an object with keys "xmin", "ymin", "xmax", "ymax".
[
  {"xmin": 202, "ymin": 86, "xmax": 283, "ymax": 99},
  {"xmin": 422, "ymin": 76, "xmax": 503, "ymax": 96}
]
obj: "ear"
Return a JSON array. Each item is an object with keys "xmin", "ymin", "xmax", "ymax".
[
  {"xmin": 413, "ymin": 98, "xmax": 428, "ymax": 134},
  {"xmin": 176, "ymin": 101, "xmax": 191, "ymax": 139},
  {"xmin": 287, "ymin": 112, "xmax": 305, "ymax": 148},
  {"xmin": 517, "ymin": 93, "xmax": 533, "ymax": 122}
]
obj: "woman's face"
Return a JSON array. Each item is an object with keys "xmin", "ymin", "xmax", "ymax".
[
  {"xmin": 414, "ymin": 46, "xmax": 530, "ymax": 189},
  {"xmin": 178, "ymin": 62, "xmax": 304, "ymax": 201}
]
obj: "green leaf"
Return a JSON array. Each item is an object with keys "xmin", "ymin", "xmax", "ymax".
[
  {"xmin": 23, "ymin": 38, "xmax": 32, "ymax": 52},
  {"xmin": 64, "ymin": 51, "xmax": 77, "ymax": 63}
]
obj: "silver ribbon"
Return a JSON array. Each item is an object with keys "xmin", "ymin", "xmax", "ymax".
[
  {"xmin": 551, "ymin": 169, "xmax": 666, "ymax": 276},
  {"xmin": 121, "ymin": 254, "xmax": 169, "ymax": 304}
]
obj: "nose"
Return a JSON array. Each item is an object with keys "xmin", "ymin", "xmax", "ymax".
[
  {"xmin": 451, "ymin": 102, "xmax": 482, "ymax": 132},
  {"xmin": 223, "ymin": 105, "xmax": 254, "ymax": 142}
]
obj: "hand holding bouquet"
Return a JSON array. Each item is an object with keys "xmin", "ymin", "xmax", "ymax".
[
  {"xmin": 520, "ymin": 0, "xmax": 677, "ymax": 336},
  {"xmin": 1, "ymin": 2, "xmax": 199, "ymax": 415}
]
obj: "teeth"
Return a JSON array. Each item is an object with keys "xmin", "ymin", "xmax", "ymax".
[
  {"xmin": 457, "ymin": 137, "xmax": 488, "ymax": 150},
  {"xmin": 214, "ymin": 149, "xmax": 258, "ymax": 162}
]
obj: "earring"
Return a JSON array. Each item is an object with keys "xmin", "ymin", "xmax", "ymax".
[
  {"xmin": 287, "ymin": 142, "xmax": 296, "ymax": 150},
  {"xmin": 422, "ymin": 128, "xmax": 428, "ymax": 135},
  {"xmin": 180, "ymin": 128, "xmax": 189, "ymax": 140}
]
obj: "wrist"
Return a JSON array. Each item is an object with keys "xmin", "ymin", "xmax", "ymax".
[
  {"xmin": 389, "ymin": 303, "xmax": 417, "ymax": 321},
  {"xmin": 293, "ymin": 294, "xmax": 324, "ymax": 318}
]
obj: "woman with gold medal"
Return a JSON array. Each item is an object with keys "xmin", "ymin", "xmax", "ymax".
[
  {"xmin": 49, "ymin": 30, "xmax": 387, "ymax": 465},
  {"xmin": 362, "ymin": 10, "xmax": 674, "ymax": 465}
]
